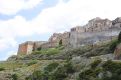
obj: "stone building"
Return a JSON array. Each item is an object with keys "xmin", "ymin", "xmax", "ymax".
[
  {"xmin": 85, "ymin": 17, "xmax": 112, "ymax": 32},
  {"xmin": 17, "ymin": 41, "xmax": 34, "ymax": 55},
  {"xmin": 71, "ymin": 26, "xmax": 86, "ymax": 33},
  {"xmin": 69, "ymin": 17, "xmax": 120, "ymax": 48},
  {"xmin": 17, "ymin": 41, "xmax": 46, "ymax": 55},
  {"xmin": 41, "ymin": 32, "xmax": 70, "ymax": 49},
  {"xmin": 17, "ymin": 17, "xmax": 121, "ymax": 55}
]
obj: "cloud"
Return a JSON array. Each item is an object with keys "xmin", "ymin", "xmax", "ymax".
[
  {"xmin": 0, "ymin": 37, "xmax": 17, "ymax": 51},
  {"xmin": 0, "ymin": 50, "xmax": 17, "ymax": 61},
  {"xmin": 0, "ymin": 0, "xmax": 43, "ymax": 15},
  {"xmin": 1, "ymin": 0, "xmax": 121, "ymax": 60}
]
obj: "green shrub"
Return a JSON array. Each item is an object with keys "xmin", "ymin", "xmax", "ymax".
[
  {"xmin": 44, "ymin": 62, "xmax": 59, "ymax": 73},
  {"xmin": 50, "ymin": 66, "xmax": 67, "ymax": 80},
  {"xmin": 78, "ymin": 69, "xmax": 96, "ymax": 80},
  {"xmin": 0, "ymin": 67, "xmax": 5, "ymax": 71},
  {"xmin": 11, "ymin": 74, "xmax": 18, "ymax": 80},
  {"xmin": 32, "ymin": 48, "xmax": 60, "ymax": 55},
  {"xmin": 101, "ymin": 60, "xmax": 121, "ymax": 80},
  {"xmin": 46, "ymin": 48, "xmax": 60, "ymax": 55},
  {"xmin": 32, "ymin": 51, "xmax": 41, "ymax": 54},
  {"xmin": 27, "ymin": 61, "xmax": 74, "ymax": 80},
  {"xmin": 118, "ymin": 31, "xmax": 121, "ymax": 42},
  {"xmin": 64, "ymin": 62, "xmax": 75, "ymax": 74},
  {"xmin": 49, "ymin": 61, "xmax": 75, "ymax": 80},
  {"xmin": 102, "ymin": 60, "xmax": 121, "ymax": 73},
  {"xmin": 56, "ymin": 46, "xmax": 65, "ymax": 50},
  {"xmin": 37, "ymin": 47, "xmax": 42, "ymax": 51},
  {"xmin": 27, "ymin": 60, "xmax": 38, "ymax": 66},
  {"xmin": 59, "ymin": 39, "xmax": 63, "ymax": 46},
  {"xmin": 110, "ymin": 31, "xmax": 121, "ymax": 53},
  {"xmin": 78, "ymin": 60, "xmax": 121, "ymax": 80},
  {"xmin": 91, "ymin": 59, "xmax": 102, "ymax": 69},
  {"xmin": 31, "ymin": 71, "xmax": 43, "ymax": 80},
  {"xmin": 109, "ymin": 39, "xmax": 119, "ymax": 53}
]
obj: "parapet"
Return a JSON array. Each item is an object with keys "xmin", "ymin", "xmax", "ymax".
[{"xmin": 71, "ymin": 26, "xmax": 86, "ymax": 32}]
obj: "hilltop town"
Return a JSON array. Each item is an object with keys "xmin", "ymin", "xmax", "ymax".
[{"xmin": 18, "ymin": 17, "xmax": 121, "ymax": 55}]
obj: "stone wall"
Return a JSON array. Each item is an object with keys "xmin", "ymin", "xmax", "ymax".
[
  {"xmin": 17, "ymin": 41, "xmax": 46, "ymax": 55},
  {"xmin": 41, "ymin": 42, "xmax": 57, "ymax": 49},
  {"xmin": 17, "ymin": 17, "xmax": 121, "ymax": 55},
  {"xmin": 18, "ymin": 41, "xmax": 34, "ymax": 55},
  {"xmin": 71, "ymin": 26, "xmax": 86, "ymax": 32},
  {"xmin": 69, "ymin": 17, "xmax": 121, "ymax": 48},
  {"xmin": 33, "ymin": 41, "xmax": 47, "ymax": 50},
  {"xmin": 84, "ymin": 17, "xmax": 112, "ymax": 32},
  {"xmin": 41, "ymin": 32, "xmax": 70, "ymax": 49}
]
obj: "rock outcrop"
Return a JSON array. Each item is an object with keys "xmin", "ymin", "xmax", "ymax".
[{"xmin": 114, "ymin": 43, "xmax": 121, "ymax": 59}]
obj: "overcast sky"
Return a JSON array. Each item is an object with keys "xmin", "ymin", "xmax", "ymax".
[{"xmin": 0, "ymin": 0, "xmax": 121, "ymax": 61}]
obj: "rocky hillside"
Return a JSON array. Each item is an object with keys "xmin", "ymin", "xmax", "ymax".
[
  {"xmin": 0, "ymin": 37, "xmax": 120, "ymax": 80},
  {"xmin": 1, "ymin": 17, "xmax": 121, "ymax": 80}
]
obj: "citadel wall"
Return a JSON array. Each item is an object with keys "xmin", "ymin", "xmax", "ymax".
[{"xmin": 17, "ymin": 17, "xmax": 121, "ymax": 55}]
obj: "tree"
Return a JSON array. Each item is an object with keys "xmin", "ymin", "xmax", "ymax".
[
  {"xmin": 59, "ymin": 39, "xmax": 62, "ymax": 46},
  {"xmin": 118, "ymin": 31, "xmax": 121, "ymax": 42}
]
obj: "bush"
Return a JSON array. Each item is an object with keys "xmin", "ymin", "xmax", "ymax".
[
  {"xmin": 50, "ymin": 61, "xmax": 75, "ymax": 80},
  {"xmin": 50, "ymin": 66, "xmax": 67, "ymax": 80},
  {"xmin": 46, "ymin": 48, "xmax": 60, "ymax": 55},
  {"xmin": 11, "ymin": 74, "xmax": 18, "ymax": 80},
  {"xmin": 64, "ymin": 62, "xmax": 75, "ymax": 74},
  {"xmin": 27, "ymin": 60, "xmax": 38, "ymax": 66},
  {"xmin": 59, "ymin": 39, "xmax": 63, "ymax": 46},
  {"xmin": 44, "ymin": 62, "xmax": 59, "ymax": 73},
  {"xmin": 118, "ymin": 31, "xmax": 121, "ymax": 42},
  {"xmin": 30, "ymin": 71, "xmax": 43, "ymax": 80},
  {"xmin": 26, "ymin": 61, "xmax": 75, "ymax": 80},
  {"xmin": 91, "ymin": 59, "xmax": 102, "ymax": 69},
  {"xmin": 37, "ymin": 47, "xmax": 42, "ymax": 51},
  {"xmin": 0, "ymin": 67, "xmax": 5, "ymax": 71},
  {"xmin": 78, "ymin": 60, "xmax": 121, "ymax": 80},
  {"xmin": 102, "ymin": 60, "xmax": 121, "ymax": 73},
  {"xmin": 109, "ymin": 31, "xmax": 121, "ymax": 53},
  {"xmin": 66, "ymin": 47, "xmax": 92, "ymax": 56},
  {"xmin": 56, "ymin": 46, "xmax": 65, "ymax": 50},
  {"xmin": 32, "ymin": 48, "xmax": 60, "ymax": 55},
  {"xmin": 78, "ymin": 69, "xmax": 97, "ymax": 80},
  {"xmin": 101, "ymin": 60, "xmax": 121, "ymax": 80},
  {"xmin": 110, "ymin": 40, "xmax": 119, "ymax": 53},
  {"xmin": 32, "ymin": 51, "xmax": 41, "ymax": 54}
]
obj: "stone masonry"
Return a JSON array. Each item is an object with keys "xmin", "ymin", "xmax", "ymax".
[
  {"xmin": 17, "ymin": 17, "xmax": 121, "ymax": 55},
  {"xmin": 17, "ymin": 41, "xmax": 46, "ymax": 55}
]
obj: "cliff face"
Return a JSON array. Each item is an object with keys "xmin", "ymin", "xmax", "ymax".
[{"xmin": 17, "ymin": 17, "xmax": 121, "ymax": 55}]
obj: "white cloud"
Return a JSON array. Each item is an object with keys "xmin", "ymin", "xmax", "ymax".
[
  {"xmin": 1, "ymin": 0, "xmax": 121, "ymax": 60},
  {"xmin": 0, "ymin": 0, "xmax": 43, "ymax": 15},
  {"xmin": 0, "ymin": 37, "xmax": 17, "ymax": 51}
]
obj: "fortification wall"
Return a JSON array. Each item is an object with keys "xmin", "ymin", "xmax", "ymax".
[
  {"xmin": 69, "ymin": 29, "xmax": 121, "ymax": 48},
  {"xmin": 17, "ymin": 41, "xmax": 34, "ymax": 55},
  {"xmin": 17, "ymin": 17, "xmax": 121, "ymax": 55}
]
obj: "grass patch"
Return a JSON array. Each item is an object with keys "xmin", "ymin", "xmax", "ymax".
[{"xmin": 32, "ymin": 48, "xmax": 60, "ymax": 55}]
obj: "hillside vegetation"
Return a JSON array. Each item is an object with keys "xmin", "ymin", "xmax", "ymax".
[{"xmin": 1, "ymin": 32, "xmax": 121, "ymax": 80}]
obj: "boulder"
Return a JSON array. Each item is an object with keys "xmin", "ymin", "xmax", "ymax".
[
  {"xmin": 114, "ymin": 43, "xmax": 121, "ymax": 59},
  {"xmin": 0, "ymin": 72, "xmax": 13, "ymax": 80}
]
